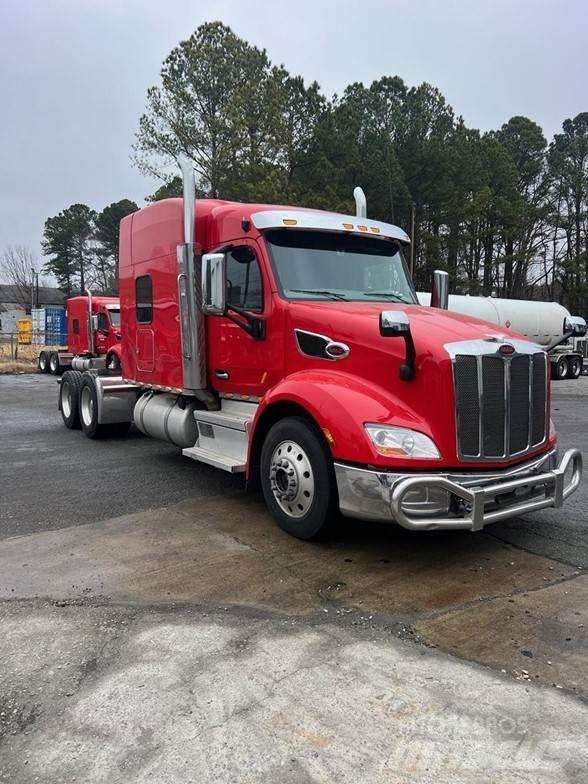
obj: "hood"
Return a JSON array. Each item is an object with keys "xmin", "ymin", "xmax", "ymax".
[
  {"xmin": 285, "ymin": 300, "xmax": 534, "ymax": 355},
  {"xmin": 284, "ymin": 300, "xmax": 544, "ymax": 468}
]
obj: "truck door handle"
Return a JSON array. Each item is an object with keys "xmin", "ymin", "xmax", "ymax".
[{"xmin": 215, "ymin": 370, "xmax": 230, "ymax": 380}]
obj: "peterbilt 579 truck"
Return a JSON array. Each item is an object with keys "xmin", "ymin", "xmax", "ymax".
[
  {"xmin": 57, "ymin": 160, "xmax": 582, "ymax": 540},
  {"xmin": 416, "ymin": 293, "xmax": 587, "ymax": 380},
  {"xmin": 39, "ymin": 293, "xmax": 122, "ymax": 375}
]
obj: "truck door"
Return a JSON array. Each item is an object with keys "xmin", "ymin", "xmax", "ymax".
[
  {"xmin": 206, "ymin": 242, "xmax": 283, "ymax": 397},
  {"xmin": 136, "ymin": 275, "xmax": 155, "ymax": 372},
  {"xmin": 94, "ymin": 312, "xmax": 110, "ymax": 354}
]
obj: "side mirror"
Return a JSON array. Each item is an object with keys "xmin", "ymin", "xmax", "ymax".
[
  {"xmin": 430, "ymin": 269, "xmax": 449, "ymax": 310},
  {"xmin": 380, "ymin": 310, "xmax": 411, "ymax": 336},
  {"xmin": 202, "ymin": 253, "xmax": 226, "ymax": 315},
  {"xmin": 91, "ymin": 314, "xmax": 99, "ymax": 331},
  {"xmin": 379, "ymin": 310, "xmax": 416, "ymax": 381},
  {"xmin": 565, "ymin": 315, "xmax": 587, "ymax": 337}
]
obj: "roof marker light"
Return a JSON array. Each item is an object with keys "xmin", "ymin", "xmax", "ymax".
[
  {"xmin": 358, "ymin": 225, "xmax": 368, "ymax": 232},
  {"xmin": 343, "ymin": 223, "xmax": 354, "ymax": 230},
  {"xmin": 370, "ymin": 227, "xmax": 381, "ymax": 234},
  {"xmin": 283, "ymin": 218, "xmax": 298, "ymax": 226}
]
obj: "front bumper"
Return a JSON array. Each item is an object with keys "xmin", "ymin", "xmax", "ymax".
[{"xmin": 334, "ymin": 448, "xmax": 582, "ymax": 531}]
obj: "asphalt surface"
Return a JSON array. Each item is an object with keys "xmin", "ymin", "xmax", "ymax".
[
  {"xmin": 1, "ymin": 373, "xmax": 587, "ymax": 567},
  {"xmin": 0, "ymin": 374, "xmax": 242, "ymax": 540},
  {"xmin": 1, "ymin": 373, "xmax": 588, "ymax": 783}
]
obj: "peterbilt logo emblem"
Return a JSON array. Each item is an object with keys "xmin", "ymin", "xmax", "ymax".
[{"xmin": 498, "ymin": 344, "xmax": 515, "ymax": 356}]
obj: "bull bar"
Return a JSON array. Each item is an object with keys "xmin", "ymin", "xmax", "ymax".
[{"xmin": 334, "ymin": 448, "xmax": 582, "ymax": 531}]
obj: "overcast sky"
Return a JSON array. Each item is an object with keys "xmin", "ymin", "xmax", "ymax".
[{"xmin": 1, "ymin": 0, "xmax": 587, "ymax": 265}]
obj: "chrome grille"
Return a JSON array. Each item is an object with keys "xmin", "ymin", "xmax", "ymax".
[{"xmin": 454, "ymin": 350, "xmax": 547, "ymax": 460}]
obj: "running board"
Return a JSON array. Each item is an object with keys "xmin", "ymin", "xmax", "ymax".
[
  {"xmin": 182, "ymin": 445, "xmax": 246, "ymax": 473},
  {"xmin": 182, "ymin": 399, "xmax": 257, "ymax": 474}
]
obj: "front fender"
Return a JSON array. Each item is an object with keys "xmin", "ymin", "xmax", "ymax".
[{"xmin": 250, "ymin": 369, "xmax": 436, "ymax": 467}]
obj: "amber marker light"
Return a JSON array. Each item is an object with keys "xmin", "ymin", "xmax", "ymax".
[
  {"xmin": 283, "ymin": 218, "xmax": 298, "ymax": 226},
  {"xmin": 322, "ymin": 428, "xmax": 335, "ymax": 447}
]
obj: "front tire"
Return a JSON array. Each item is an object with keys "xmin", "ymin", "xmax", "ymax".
[
  {"xmin": 59, "ymin": 370, "xmax": 83, "ymax": 429},
  {"xmin": 260, "ymin": 416, "xmax": 337, "ymax": 540},
  {"xmin": 106, "ymin": 352, "xmax": 121, "ymax": 372}
]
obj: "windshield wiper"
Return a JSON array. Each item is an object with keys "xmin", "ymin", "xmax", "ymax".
[
  {"xmin": 290, "ymin": 289, "xmax": 348, "ymax": 301},
  {"xmin": 362, "ymin": 292, "xmax": 407, "ymax": 302}
]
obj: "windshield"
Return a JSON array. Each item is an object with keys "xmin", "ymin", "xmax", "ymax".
[
  {"xmin": 107, "ymin": 308, "xmax": 120, "ymax": 327},
  {"xmin": 265, "ymin": 230, "xmax": 417, "ymax": 303}
]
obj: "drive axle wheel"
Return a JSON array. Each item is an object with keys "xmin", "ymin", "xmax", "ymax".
[
  {"xmin": 553, "ymin": 356, "xmax": 568, "ymax": 380},
  {"xmin": 38, "ymin": 351, "xmax": 49, "ymax": 373},
  {"xmin": 59, "ymin": 370, "xmax": 83, "ymax": 429},
  {"xmin": 49, "ymin": 351, "xmax": 61, "ymax": 375},
  {"xmin": 568, "ymin": 356, "xmax": 582, "ymax": 379},
  {"xmin": 79, "ymin": 373, "xmax": 106, "ymax": 438},
  {"xmin": 260, "ymin": 416, "xmax": 337, "ymax": 540},
  {"xmin": 79, "ymin": 373, "xmax": 131, "ymax": 439}
]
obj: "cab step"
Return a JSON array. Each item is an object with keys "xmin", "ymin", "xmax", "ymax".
[
  {"xmin": 182, "ymin": 399, "xmax": 258, "ymax": 474},
  {"xmin": 182, "ymin": 444, "xmax": 246, "ymax": 473}
]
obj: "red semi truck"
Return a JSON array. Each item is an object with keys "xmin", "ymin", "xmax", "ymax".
[
  {"xmin": 39, "ymin": 293, "xmax": 122, "ymax": 375},
  {"xmin": 57, "ymin": 159, "xmax": 582, "ymax": 539}
]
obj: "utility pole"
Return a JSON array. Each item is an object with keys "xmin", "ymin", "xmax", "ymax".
[{"xmin": 409, "ymin": 203, "xmax": 416, "ymax": 277}]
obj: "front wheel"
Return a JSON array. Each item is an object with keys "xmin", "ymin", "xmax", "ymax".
[{"xmin": 260, "ymin": 416, "xmax": 337, "ymax": 540}]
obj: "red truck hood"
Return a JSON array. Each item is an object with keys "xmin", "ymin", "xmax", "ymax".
[
  {"xmin": 284, "ymin": 300, "xmax": 546, "ymax": 469},
  {"xmin": 286, "ymin": 300, "xmax": 525, "ymax": 353}
]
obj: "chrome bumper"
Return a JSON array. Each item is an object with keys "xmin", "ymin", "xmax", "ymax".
[{"xmin": 334, "ymin": 448, "xmax": 582, "ymax": 531}]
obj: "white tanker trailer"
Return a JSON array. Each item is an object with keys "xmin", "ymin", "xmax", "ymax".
[{"xmin": 417, "ymin": 292, "xmax": 587, "ymax": 380}]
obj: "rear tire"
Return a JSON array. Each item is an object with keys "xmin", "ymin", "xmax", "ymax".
[
  {"xmin": 553, "ymin": 356, "xmax": 568, "ymax": 380},
  {"xmin": 568, "ymin": 356, "xmax": 582, "ymax": 379},
  {"xmin": 79, "ymin": 373, "xmax": 131, "ymax": 439},
  {"xmin": 49, "ymin": 351, "xmax": 61, "ymax": 375},
  {"xmin": 79, "ymin": 373, "xmax": 106, "ymax": 438},
  {"xmin": 38, "ymin": 351, "xmax": 49, "ymax": 373},
  {"xmin": 59, "ymin": 370, "xmax": 83, "ymax": 429},
  {"xmin": 260, "ymin": 416, "xmax": 337, "ymax": 540}
]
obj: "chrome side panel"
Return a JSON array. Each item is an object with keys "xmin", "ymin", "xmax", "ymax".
[{"xmin": 176, "ymin": 243, "xmax": 206, "ymax": 393}]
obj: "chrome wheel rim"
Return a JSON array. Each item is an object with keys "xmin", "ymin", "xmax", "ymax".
[
  {"xmin": 50, "ymin": 355, "xmax": 57, "ymax": 372},
  {"xmin": 269, "ymin": 440, "xmax": 314, "ymax": 518},
  {"xmin": 62, "ymin": 382, "xmax": 72, "ymax": 418},
  {"xmin": 80, "ymin": 386, "xmax": 94, "ymax": 427},
  {"xmin": 39, "ymin": 355, "xmax": 46, "ymax": 370}
]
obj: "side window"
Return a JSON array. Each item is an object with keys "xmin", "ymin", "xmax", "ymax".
[
  {"xmin": 96, "ymin": 313, "xmax": 109, "ymax": 331},
  {"xmin": 72, "ymin": 319, "xmax": 79, "ymax": 335},
  {"xmin": 136, "ymin": 275, "xmax": 153, "ymax": 323},
  {"xmin": 226, "ymin": 247, "xmax": 263, "ymax": 312}
]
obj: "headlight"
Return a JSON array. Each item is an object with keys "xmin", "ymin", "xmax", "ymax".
[{"xmin": 364, "ymin": 424, "xmax": 441, "ymax": 459}]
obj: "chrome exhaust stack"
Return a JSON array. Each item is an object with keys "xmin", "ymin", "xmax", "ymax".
[
  {"xmin": 176, "ymin": 155, "xmax": 209, "ymax": 396},
  {"xmin": 353, "ymin": 187, "xmax": 367, "ymax": 218},
  {"xmin": 179, "ymin": 155, "xmax": 196, "ymax": 245},
  {"xmin": 86, "ymin": 288, "xmax": 94, "ymax": 355},
  {"xmin": 431, "ymin": 270, "xmax": 449, "ymax": 310}
]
